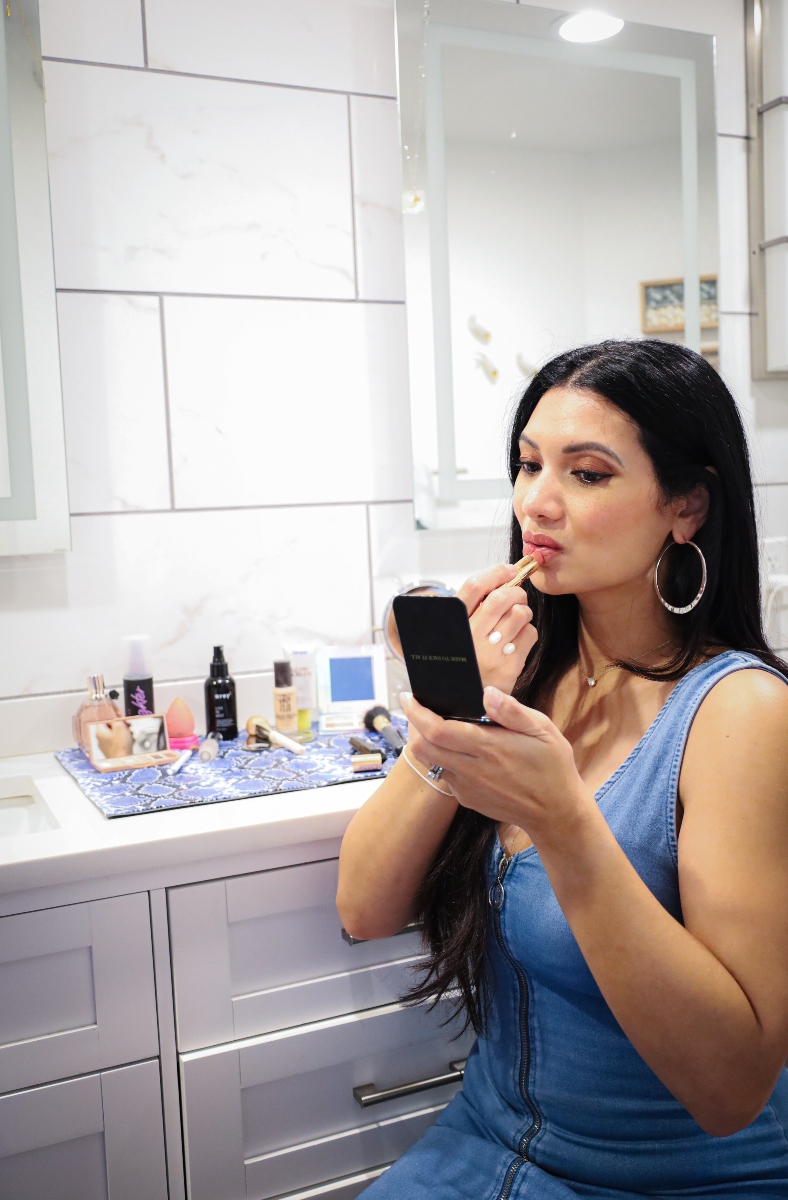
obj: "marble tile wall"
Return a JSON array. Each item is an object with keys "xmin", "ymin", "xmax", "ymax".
[{"xmin": 2, "ymin": 0, "xmax": 788, "ymax": 758}]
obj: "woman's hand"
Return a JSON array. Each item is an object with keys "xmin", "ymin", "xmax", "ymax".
[
  {"xmin": 458, "ymin": 564, "xmax": 538, "ymax": 693},
  {"xmin": 401, "ymin": 686, "xmax": 593, "ymax": 844}
]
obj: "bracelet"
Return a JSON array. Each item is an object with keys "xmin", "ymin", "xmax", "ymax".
[{"xmin": 401, "ymin": 746, "xmax": 454, "ymax": 797}]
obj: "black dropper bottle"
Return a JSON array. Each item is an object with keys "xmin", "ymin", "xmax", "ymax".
[{"xmin": 204, "ymin": 645, "xmax": 238, "ymax": 740}]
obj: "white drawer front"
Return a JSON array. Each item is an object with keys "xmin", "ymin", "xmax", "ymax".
[
  {"xmin": 169, "ymin": 859, "xmax": 424, "ymax": 1050},
  {"xmin": 0, "ymin": 1059, "xmax": 167, "ymax": 1200},
  {"xmin": 0, "ymin": 894, "xmax": 158, "ymax": 1092},
  {"xmin": 180, "ymin": 999, "xmax": 474, "ymax": 1200},
  {"xmin": 281, "ymin": 1166, "xmax": 387, "ymax": 1199}
]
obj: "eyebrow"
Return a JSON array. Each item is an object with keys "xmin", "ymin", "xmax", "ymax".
[{"xmin": 519, "ymin": 434, "xmax": 624, "ymax": 467}]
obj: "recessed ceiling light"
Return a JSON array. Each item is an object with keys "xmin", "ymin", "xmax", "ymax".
[{"xmin": 559, "ymin": 10, "xmax": 624, "ymax": 43}]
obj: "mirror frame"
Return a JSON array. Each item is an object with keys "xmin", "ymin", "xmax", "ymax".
[{"xmin": 0, "ymin": 0, "xmax": 69, "ymax": 554}]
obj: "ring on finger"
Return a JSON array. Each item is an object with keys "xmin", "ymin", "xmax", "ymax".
[
  {"xmin": 488, "ymin": 631, "xmax": 502, "ymax": 645},
  {"xmin": 503, "ymin": 642, "xmax": 516, "ymax": 656}
]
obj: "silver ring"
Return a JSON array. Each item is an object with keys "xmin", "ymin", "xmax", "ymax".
[
  {"xmin": 488, "ymin": 630, "xmax": 502, "ymax": 645},
  {"xmin": 503, "ymin": 642, "xmax": 516, "ymax": 655},
  {"xmin": 427, "ymin": 764, "xmax": 444, "ymax": 782}
]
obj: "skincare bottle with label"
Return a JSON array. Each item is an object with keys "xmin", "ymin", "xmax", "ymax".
[
  {"xmin": 273, "ymin": 660, "xmax": 299, "ymax": 733},
  {"xmin": 205, "ymin": 646, "xmax": 238, "ymax": 740},
  {"xmin": 291, "ymin": 647, "xmax": 315, "ymax": 732},
  {"xmin": 123, "ymin": 635, "xmax": 155, "ymax": 717}
]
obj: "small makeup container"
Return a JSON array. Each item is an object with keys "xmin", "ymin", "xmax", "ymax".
[
  {"xmin": 205, "ymin": 646, "xmax": 238, "ymax": 741},
  {"xmin": 273, "ymin": 661, "xmax": 299, "ymax": 733}
]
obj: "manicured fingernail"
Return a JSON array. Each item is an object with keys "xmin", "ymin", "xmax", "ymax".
[
  {"xmin": 399, "ymin": 691, "xmax": 413, "ymax": 705},
  {"xmin": 484, "ymin": 686, "xmax": 503, "ymax": 708}
]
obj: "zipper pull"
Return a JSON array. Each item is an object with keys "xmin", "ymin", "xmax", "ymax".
[{"xmin": 489, "ymin": 851, "xmax": 509, "ymax": 910}]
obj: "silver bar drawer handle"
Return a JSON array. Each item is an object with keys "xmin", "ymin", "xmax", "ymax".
[
  {"xmin": 353, "ymin": 1059, "xmax": 466, "ymax": 1107},
  {"xmin": 342, "ymin": 920, "xmax": 423, "ymax": 946}
]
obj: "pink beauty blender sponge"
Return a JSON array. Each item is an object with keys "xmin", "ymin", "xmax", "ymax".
[{"xmin": 166, "ymin": 697, "xmax": 199, "ymax": 749}]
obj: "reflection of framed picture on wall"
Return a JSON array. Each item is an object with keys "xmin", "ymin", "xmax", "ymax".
[{"xmin": 640, "ymin": 277, "xmax": 718, "ymax": 334}]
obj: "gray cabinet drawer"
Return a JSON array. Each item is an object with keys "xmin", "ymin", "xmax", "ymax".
[
  {"xmin": 180, "ymin": 997, "xmax": 474, "ymax": 1200},
  {"xmin": 0, "ymin": 1059, "xmax": 167, "ymax": 1200},
  {"xmin": 168, "ymin": 858, "xmax": 423, "ymax": 1050},
  {"xmin": 0, "ymin": 894, "xmax": 158, "ymax": 1092}
]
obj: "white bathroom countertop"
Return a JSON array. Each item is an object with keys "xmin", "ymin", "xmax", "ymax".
[{"xmin": 0, "ymin": 751, "xmax": 382, "ymax": 900}]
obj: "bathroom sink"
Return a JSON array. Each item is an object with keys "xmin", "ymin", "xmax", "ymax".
[{"xmin": 0, "ymin": 776, "xmax": 60, "ymax": 836}]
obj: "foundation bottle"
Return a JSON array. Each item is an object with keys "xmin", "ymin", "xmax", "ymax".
[
  {"xmin": 73, "ymin": 674, "xmax": 121, "ymax": 753},
  {"xmin": 273, "ymin": 661, "xmax": 299, "ymax": 733}
]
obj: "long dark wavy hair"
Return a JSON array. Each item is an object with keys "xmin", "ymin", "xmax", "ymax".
[{"xmin": 406, "ymin": 339, "xmax": 786, "ymax": 1034}]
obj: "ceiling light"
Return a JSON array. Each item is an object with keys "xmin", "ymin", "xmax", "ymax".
[{"xmin": 559, "ymin": 10, "xmax": 624, "ymax": 43}]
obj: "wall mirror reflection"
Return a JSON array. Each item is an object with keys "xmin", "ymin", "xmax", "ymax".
[{"xmin": 396, "ymin": 0, "xmax": 718, "ymax": 530}]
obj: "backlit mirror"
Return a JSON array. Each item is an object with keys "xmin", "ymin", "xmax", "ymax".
[
  {"xmin": 0, "ymin": 0, "xmax": 69, "ymax": 554},
  {"xmin": 396, "ymin": 0, "xmax": 718, "ymax": 530}
]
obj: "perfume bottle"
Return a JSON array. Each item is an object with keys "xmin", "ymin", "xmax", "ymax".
[{"xmin": 72, "ymin": 674, "xmax": 121, "ymax": 754}]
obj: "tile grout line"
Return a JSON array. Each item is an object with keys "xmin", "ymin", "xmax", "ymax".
[
  {"xmin": 139, "ymin": 0, "xmax": 149, "ymax": 69},
  {"xmin": 365, "ymin": 503, "xmax": 376, "ymax": 638},
  {"xmin": 347, "ymin": 95, "xmax": 360, "ymax": 302},
  {"xmin": 41, "ymin": 55, "xmax": 397, "ymax": 103},
  {"xmin": 158, "ymin": 296, "xmax": 177, "ymax": 510},
  {"xmin": 1, "ymin": 669, "xmax": 278, "ymax": 705},
  {"xmin": 65, "ymin": 498, "xmax": 416, "ymax": 518},
  {"xmin": 56, "ymin": 287, "xmax": 404, "ymax": 306}
]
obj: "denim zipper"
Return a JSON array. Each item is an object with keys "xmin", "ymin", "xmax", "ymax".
[{"xmin": 489, "ymin": 850, "xmax": 542, "ymax": 1198}]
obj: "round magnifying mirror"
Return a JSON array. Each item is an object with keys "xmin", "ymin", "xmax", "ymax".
[{"xmin": 382, "ymin": 580, "xmax": 457, "ymax": 662}]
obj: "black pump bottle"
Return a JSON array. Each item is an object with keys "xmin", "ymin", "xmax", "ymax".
[{"xmin": 205, "ymin": 645, "xmax": 238, "ymax": 740}]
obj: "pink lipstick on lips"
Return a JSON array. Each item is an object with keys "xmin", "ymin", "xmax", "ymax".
[{"xmin": 522, "ymin": 532, "xmax": 562, "ymax": 565}]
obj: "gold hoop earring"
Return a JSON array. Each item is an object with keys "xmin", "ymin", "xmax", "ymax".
[{"xmin": 654, "ymin": 540, "xmax": 707, "ymax": 615}]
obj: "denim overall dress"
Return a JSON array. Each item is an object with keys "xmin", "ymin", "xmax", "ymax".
[{"xmin": 363, "ymin": 651, "xmax": 788, "ymax": 1197}]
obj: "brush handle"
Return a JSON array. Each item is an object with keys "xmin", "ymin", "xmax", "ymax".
[{"xmin": 377, "ymin": 721, "xmax": 405, "ymax": 755}]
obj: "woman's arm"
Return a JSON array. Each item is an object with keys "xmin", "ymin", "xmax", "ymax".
[
  {"xmin": 402, "ymin": 672, "xmax": 788, "ymax": 1137},
  {"xmin": 337, "ymin": 563, "xmax": 537, "ymax": 941}
]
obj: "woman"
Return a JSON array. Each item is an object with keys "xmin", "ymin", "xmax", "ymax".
[{"xmin": 337, "ymin": 340, "xmax": 788, "ymax": 1197}]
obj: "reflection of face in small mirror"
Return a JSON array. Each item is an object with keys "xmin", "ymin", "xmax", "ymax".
[
  {"xmin": 89, "ymin": 715, "xmax": 167, "ymax": 762},
  {"xmin": 382, "ymin": 581, "xmax": 457, "ymax": 662}
]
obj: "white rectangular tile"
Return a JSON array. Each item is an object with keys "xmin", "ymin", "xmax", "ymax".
[
  {"xmin": 39, "ymin": 0, "xmax": 145, "ymax": 67},
  {"xmin": 0, "ymin": 507, "xmax": 372, "ymax": 700},
  {"xmin": 45, "ymin": 62, "xmax": 355, "ymax": 298},
  {"xmin": 58, "ymin": 293, "xmax": 171, "ymax": 513},
  {"xmin": 716, "ymin": 135, "xmax": 750, "ymax": 315},
  {"xmin": 350, "ymin": 96, "xmax": 405, "ymax": 302},
  {"xmin": 164, "ymin": 296, "xmax": 412, "ymax": 508},
  {"xmin": 145, "ymin": 0, "xmax": 396, "ymax": 97}
]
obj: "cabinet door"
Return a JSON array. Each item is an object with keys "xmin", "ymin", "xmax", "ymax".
[
  {"xmin": 282, "ymin": 1166, "xmax": 387, "ymax": 1199},
  {"xmin": 180, "ymin": 998, "xmax": 474, "ymax": 1200},
  {"xmin": 169, "ymin": 859, "xmax": 423, "ymax": 1051},
  {"xmin": 0, "ymin": 893, "xmax": 158, "ymax": 1092},
  {"xmin": 0, "ymin": 1058, "xmax": 168, "ymax": 1200}
]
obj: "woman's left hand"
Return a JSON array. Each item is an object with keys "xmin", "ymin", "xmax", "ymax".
[{"xmin": 402, "ymin": 686, "xmax": 593, "ymax": 842}]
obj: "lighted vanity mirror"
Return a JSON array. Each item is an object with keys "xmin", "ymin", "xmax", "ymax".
[
  {"xmin": 396, "ymin": 0, "xmax": 718, "ymax": 530},
  {"xmin": 0, "ymin": 1, "xmax": 69, "ymax": 554}
]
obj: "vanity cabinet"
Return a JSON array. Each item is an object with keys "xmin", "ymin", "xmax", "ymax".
[
  {"xmin": 0, "ymin": 892, "xmax": 158, "ymax": 1093},
  {"xmin": 169, "ymin": 858, "xmax": 473, "ymax": 1200},
  {"xmin": 168, "ymin": 857, "xmax": 423, "ymax": 1050},
  {"xmin": 0, "ymin": 1059, "xmax": 168, "ymax": 1200}
]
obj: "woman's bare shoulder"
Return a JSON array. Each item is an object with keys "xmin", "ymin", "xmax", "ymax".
[{"xmin": 682, "ymin": 664, "xmax": 788, "ymax": 804}]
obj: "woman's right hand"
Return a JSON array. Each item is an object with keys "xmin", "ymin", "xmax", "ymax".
[{"xmin": 459, "ymin": 564, "xmax": 538, "ymax": 693}]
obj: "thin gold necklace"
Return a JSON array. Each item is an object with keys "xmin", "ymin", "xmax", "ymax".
[{"xmin": 580, "ymin": 638, "xmax": 672, "ymax": 688}]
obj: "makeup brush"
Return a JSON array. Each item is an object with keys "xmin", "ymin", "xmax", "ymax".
[
  {"xmin": 363, "ymin": 705, "xmax": 406, "ymax": 756},
  {"xmin": 505, "ymin": 553, "xmax": 543, "ymax": 589}
]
